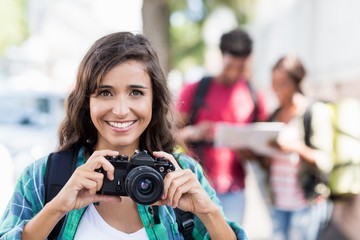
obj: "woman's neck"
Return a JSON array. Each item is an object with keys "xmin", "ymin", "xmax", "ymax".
[{"xmin": 93, "ymin": 143, "xmax": 139, "ymax": 158}]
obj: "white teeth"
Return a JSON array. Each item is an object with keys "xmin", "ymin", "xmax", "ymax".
[{"xmin": 108, "ymin": 121, "xmax": 134, "ymax": 128}]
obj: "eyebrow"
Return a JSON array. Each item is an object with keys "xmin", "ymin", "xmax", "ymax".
[
  {"xmin": 98, "ymin": 84, "xmax": 149, "ymax": 89},
  {"xmin": 129, "ymin": 84, "xmax": 148, "ymax": 89}
]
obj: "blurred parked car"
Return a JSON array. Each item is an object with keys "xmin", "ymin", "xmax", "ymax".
[
  {"xmin": 0, "ymin": 89, "xmax": 66, "ymax": 179},
  {"xmin": 0, "ymin": 143, "xmax": 14, "ymax": 215}
]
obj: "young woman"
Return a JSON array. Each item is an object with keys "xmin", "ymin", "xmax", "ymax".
[
  {"xmin": 0, "ymin": 32, "xmax": 247, "ymax": 239},
  {"xmin": 266, "ymin": 55, "xmax": 333, "ymax": 240}
]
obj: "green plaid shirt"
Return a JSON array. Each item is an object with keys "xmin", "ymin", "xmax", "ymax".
[{"xmin": 0, "ymin": 147, "xmax": 247, "ymax": 239}]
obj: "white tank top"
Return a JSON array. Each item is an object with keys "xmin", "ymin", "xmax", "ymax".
[{"xmin": 74, "ymin": 204, "xmax": 149, "ymax": 240}]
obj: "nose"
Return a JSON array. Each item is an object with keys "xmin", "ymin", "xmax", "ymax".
[{"xmin": 112, "ymin": 98, "xmax": 130, "ymax": 118}]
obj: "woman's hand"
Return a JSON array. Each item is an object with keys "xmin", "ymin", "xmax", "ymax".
[
  {"xmin": 152, "ymin": 151, "xmax": 237, "ymax": 240},
  {"xmin": 49, "ymin": 150, "xmax": 122, "ymax": 214},
  {"xmin": 235, "ymin": 147, "xmax": 261, "ymax": 160},
  {"xmin": 152, "ymin": 151, "xmax": 216, "ymax": 215},
  {"xmin": 276, "ymin": 138, "xmax": 305, "ymax": 154}
]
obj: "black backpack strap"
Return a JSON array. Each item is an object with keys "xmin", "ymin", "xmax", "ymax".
[
  {"xmin": 267, "ymin": 107, "xmax": 281, "ymax": 122},
  {"xmin": 245, "ymin": 80, "xmax": 259, "ymax": 122},
  {"xmin": 303, "ymin": 103, "xmax": 313, "ymax": 148},
  {"xmin": 175, "ymin": 208, "xmax": 194, "ymax": 240},
  {"xmin": 45, "ymin": 148, "xmax": 78, "ymax": 239},
  {"xmin": 188, "ymin": 76, "xmax": 212, "ymax": 125},
  {"xmin": 189, "ymin": 77, "xmax": 259, "ymax": 125},
  {"xmin": 150, "ymin": 206, "xmax": 194, "ymax": 239}
]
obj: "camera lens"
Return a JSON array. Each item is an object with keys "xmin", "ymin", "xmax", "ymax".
[
  {"xmin": 125, "ymin": 166, "xmax": 164, "ymax": 205},
  {"xmin": 138, "ymin": 178, "xmax": 153, "ymax": 194}
]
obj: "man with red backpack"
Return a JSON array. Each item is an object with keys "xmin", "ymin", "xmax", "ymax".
[{"xmin": 175, "ymin": 28, "xmax": 267, "ymax": 225}]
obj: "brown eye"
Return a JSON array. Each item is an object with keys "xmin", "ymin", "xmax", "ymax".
[
  {"xmin": 130, "ymin": 90, "xmax": 144, "ymax": 96},
  {"xmin": 99, "ymin": 90, "xmax": 112, "ymax": 97}
]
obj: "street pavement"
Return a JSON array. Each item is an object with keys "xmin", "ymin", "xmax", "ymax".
[{"xmin": 243, "ymin": 162, "xmax": 273, "ymax": 240}]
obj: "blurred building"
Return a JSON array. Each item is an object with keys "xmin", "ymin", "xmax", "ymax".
[
  {"xmin": 250, "ymin": 0, "xmax": 360, "ymax": 109},
  {"xmin": 0, "ymin": 0, "xmax": 143, "ymax": 91},
  {"xmin": 0, "ymin": 144, "xmax": 14, "ymax": 215}
]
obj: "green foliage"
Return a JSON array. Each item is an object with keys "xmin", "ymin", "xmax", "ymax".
[
  {"xmin": 168, "ymin": 0, "xmax": 253, "ymax": 71},
  {"xmin": 170, "ymin": 17, "xmax": 205, "ymax": 71},
  {"xmin": 0, "ymin": 0, "xmax": 28, "ymax": 55},
  {"xmin": 203, "ymin": 0, "xmax": 255, "ymax": 24}
]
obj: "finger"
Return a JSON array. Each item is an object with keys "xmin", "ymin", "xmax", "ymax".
[
  {"xmin": 165, "ymin": 170, "xmax": 192, "ymax": 202},
  {"xmin": 92, "ymin": 172, "xmax": 105, "ymax": 191},
  {"xmin": 168, "ymin": 179, "xmax": 192, "ymax": 208},
  {"xmin": 172, "ymin": 181, "xmax": 194, "ymax": 208},
  {"xmin": 166, "ymin": 170, "xmax": 195, "ymax": 206},
  {"xmin": 90, "ymin": 150, "xmax": 119, "ymax": 159},
  {"xmin": 79, "ymin": 170, "xmax": 105, "ymax": 191},
  {"xmin": 85, "ymin": 156, "xmax": 116, "ymax": 180},
  {"xmin": 78, "ymin": 178, "xmax": 98, "ymax": 195},
  {"xmin": 86, "ymin": 150, "xmax": 119, "ymax": 169},
  {"xmin": 151, "ymin": 199, "xmax": 168, "ymax": 206},
  {"xmin": 96, "ymin": 159, "xmax": 116, "ymax": 181},
  {"xmin": 152, "ymin": 151, "xmax": 180, "ymax": 170},
  {"xmin": 76, "ymin": 165, "xmax": 105, "ymax": 182},
  {"xmin": 72, "ymin": 170, "xmax": 104, "ymax": 193},
  {"xmin": 162, "ymin": 170, "xmax": 188, "ymax": 199}
]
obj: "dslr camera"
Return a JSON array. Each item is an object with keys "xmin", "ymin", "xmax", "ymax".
[{"xmin": 97, "ymin": 150, "xmax": 175, "ymax": 205}]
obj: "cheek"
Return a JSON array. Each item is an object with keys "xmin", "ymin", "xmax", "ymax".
[
  {"xmin": 140, "ymin": 98, "xmax": 153, "ymax": 125},
  {"xmin": 272, "ymin": 85, "xmax": 287, "ymax": 101},
  {"xmin": 144, "ymin": 101, "xmax": 153, "ymax": 121},
  {"xmin": 272, "ymin": 82, "xmax": 282, "ymax": 95},
  {"xmin": 89, "ymin": 99, "xmax": 105, "ymax": 123}
]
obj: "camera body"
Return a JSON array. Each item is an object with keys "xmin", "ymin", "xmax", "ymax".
[{"xmin": 97, "ymin": 150, "xmax": 175, "ymax": 205}]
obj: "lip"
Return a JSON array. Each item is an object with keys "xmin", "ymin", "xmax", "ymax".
[{"xmin": 106, "ymin": 120, "xmax": 136, "ymax": 132}]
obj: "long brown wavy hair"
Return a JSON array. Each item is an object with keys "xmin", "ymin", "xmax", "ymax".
[{"xmin": 57, "ymin": 32, "xmax": 176, "ymax": 153}]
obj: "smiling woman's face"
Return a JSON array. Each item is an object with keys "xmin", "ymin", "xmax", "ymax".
[
  {"xmin": 272, "ymin": 68, "xmax": 297, "ymax": 106},
  {"xmin": 90, "ymin": 60, "xmax": 153, "ymax": 153}
]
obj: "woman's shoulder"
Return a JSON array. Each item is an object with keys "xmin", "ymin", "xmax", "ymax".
[
  {"xmin": 19, "ymin": 146, "xmax": 83, "ymax": 188},
  {"xmin": 310, "ymin": 100, "xmax": 332, "ymax": 112},
  {"xmin": 173, "ymin": 153, "xmax": 204, "ymax": 174},
  {"xmin": 302, "ymin": 99, "xmax": 333, "ymax": 122},
  {"xmin": 8, "ymin": 156, "xmax": 49, "ymax": 210},
  {"xmin": 20, "ymin": 155, "xmax": 48, "ymax": 180},
  {"xmin": 174, "ymin": 153, "xmax": 196, "ymax": 166}
]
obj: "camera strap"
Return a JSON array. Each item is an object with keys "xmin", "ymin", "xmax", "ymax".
[{"xmin": 175, "ymin": 208, "xmax": 195, "ymax": 240}]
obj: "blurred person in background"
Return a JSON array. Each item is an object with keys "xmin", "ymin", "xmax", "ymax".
[
  {"xmin": 175, "ymin": 28, "xmax": 267, "ymax": 225},
  {"xmin": 263, "ymin": 55, "xmax": 333, "ymax": 240},
  {"xmin": 0, "ymin": 31, "xmax": 247, "ymax": 240}
]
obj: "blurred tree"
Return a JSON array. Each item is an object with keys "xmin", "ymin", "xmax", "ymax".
[
  {"xmin": 142, "ymin": 0, "xmax": 254, "ymax": 74},
  {"xmin": 142, "ymin": 0, "xmax": 170, "ymax": 75},
  {"xmin": 0, "ymin": 0, "xmax": 28, "ymax": 56}
]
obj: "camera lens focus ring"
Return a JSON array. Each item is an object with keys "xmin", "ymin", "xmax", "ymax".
[{"xmin": 125, "ymin": 166, "xmax": 164, "ymax": 205}]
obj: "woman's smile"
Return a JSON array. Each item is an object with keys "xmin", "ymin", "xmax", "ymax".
[{"xmin": 107, "ymin": 120, "xmax": 136, "ymax": 129}]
